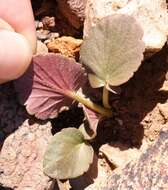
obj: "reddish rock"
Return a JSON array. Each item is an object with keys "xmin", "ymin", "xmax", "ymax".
[
  {"xmin": 42, "ymin": 16, "xmax": 56, "ymax": 30},
  {"xmin": 57, "ymin": 0, "xmax": 87, "ymax": 29},
  {"xmin": 100, "ymin": 142, "xmax": 142, "ymax": 168},
  {"xmin": 0, "ymin": 120, "xmax": 54, "ymax": 190},
  {"xmin": 86, "ymin": 128, "xmax": 168, "ymax": 190}
]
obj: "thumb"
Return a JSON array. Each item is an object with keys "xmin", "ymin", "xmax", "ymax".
[{"xmin": 0, "ymin": 29, "xmax": 32, "ymax": 84}]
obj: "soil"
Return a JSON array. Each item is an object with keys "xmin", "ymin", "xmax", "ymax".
[{"xmin": 0, "ymin": 0, "xmax": 168, "ymax": 189}]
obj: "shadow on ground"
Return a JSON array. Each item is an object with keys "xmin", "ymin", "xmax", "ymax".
[
  {"xmin": 94, "ymin": 44, "xmax": 168, "ymax": 150},
  {"xmin": 0, "ymin": 83, "xmax": 28, "ymax": 150}
]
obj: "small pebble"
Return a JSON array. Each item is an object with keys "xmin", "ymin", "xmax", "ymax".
[
  {"xmin": 49, "ymin": 32, "xmax": 59, "ymax": 39},
  {"xmin": 36, "ymin": 29, "xmax": 50, "ymax": 41},
  {"xmin": 42, "ymin": 16, "xmax": 56, "ymax": 29},
  {"xmin": 36, "ymin": 40, "xmax": 48, "ymax": 54},
  {"xmin": 44, "ymin": 39, "xmax": 51, "ymax": 44},
  {"xmin": 115, "ymin": 118, "xmax": 123, "ymax": 126},
  {"xmin": 35, "ymin": 20, "xmax": 43, "ymax": 29},
  {"xmin": 38, "ymin": 21, "xmax": 44, "ymax": 29}
]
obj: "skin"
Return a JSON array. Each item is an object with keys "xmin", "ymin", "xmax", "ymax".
[{"xmin": 0, "ymin": 0, "xmax": 36, "ymax": 84}]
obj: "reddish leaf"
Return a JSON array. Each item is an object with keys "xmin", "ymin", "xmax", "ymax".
[
  {"xmin": 14, "ymin": 53, "xmax": 87, "ymax": 120},
  {"xmin": 82, "ymin": 105, "xmax": 100, "ymax": 135}
]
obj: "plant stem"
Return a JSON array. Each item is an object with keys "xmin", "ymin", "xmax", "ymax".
[
  {"xmin": 69, "ymin": 92, "xmax": 112, "ymax": 117},
  {"xmin": 102, "ymin": 86, "xmax": 111, "ymax": 108}
]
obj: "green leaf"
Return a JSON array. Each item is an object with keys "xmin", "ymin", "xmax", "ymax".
[
  {"xmin": 43, "ymin": 128, "xmax": 94, "ymax": 179},
  {"xmin": 80, "ymin": 14, "xmax": 145, "ymax": 87}
]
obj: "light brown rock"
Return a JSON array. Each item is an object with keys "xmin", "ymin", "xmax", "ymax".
[
  {"xmin": 100, "ymin": 142, "xmax": 142, "ymax": 168},
  {"xmin": 36, "ymin": 40, "xmax": 48, "ymax": 54},
  {"xmin": 47, "ymin": 36, "xmax": 83, "ymax": 59},
  {"xmin": 84, "ymin": 0, "xmax": 168, "ymax": 54},
  {"xmin": 0, "ymin": 120, "xmax": 54, "ymax": 190}
]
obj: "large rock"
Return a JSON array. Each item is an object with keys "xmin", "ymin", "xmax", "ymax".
[
  {"xmin": 84, "ymin": 0, "xmax": 168, "ymax": 55},
  {"xmin": 0, "ymin": 84, "xmax": 54, "ymax": 190},
  {"xmin": 0, "ymin": 120, "xmax": 54, "ymax": 190},
  {"xmin": 86, "ymin": 128, "xmax": 168, "ymax": 190}
]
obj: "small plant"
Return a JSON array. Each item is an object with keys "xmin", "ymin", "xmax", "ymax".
[{"xmin": 15, "ymin": 14, "xmax": 145, "ymax": 180}]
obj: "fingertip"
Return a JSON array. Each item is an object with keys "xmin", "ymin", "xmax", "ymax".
[
  {"xmin": 0, "ymin": 0, "xmax": 37, "ymax": 53},
  {"xmin": 0, "ymin": 30, "xmax": 32, "ymax": 83}
]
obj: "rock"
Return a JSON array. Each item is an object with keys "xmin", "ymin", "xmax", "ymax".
[
  {"xmin": 158, "ymin": 103, "xmax": 168, "ymax": 121},
  {"xmin": 36, "ymin": 40, "xmax": 48, "ymax": 54},
  {"xmin": 159, "ymin": 71, "xmax": 168, "ymax": 91},
  {"xmin": 84, "ymin": 0, "xmax": 168, "ymax": 55},
  {"xmin": 47, "ymin": 36, "xmax": 83, "ymax": 59},
  {"xmin": 0, "ymin": 120, "xmax": 54, "ymax": 190},
  {"xmin": 49, "ymin": 32, "xmax": 59, "ymax": 40},
  {"xmin": 43, "ymin": 33, "xmax": 60, "ymax": 45},
  {"xmin": 86, "ymin": 128, "xmax": 168, "ymax": 190},
  {"xmin": 42, "ymin": 16, "xmax": 56, "ymax": 30},
  {"xmin": 57, "ymin": 0, "xmax": 87, "ymax": 29},
  {"xmin": 36, "ymin": 29, "xmax": 51, "ymax": 41},
  {"xmin": 100, "ymin": 142, "xmax": 142, "ymax": 168},
  {"xmin": 35, "ymin": 20, "xmax": 43, "ymax": 29}
]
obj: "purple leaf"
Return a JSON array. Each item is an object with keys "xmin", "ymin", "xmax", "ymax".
[
  {"xmin": 82, "ymin": 105, "xmax": 100, "ymax": 135},
  {"xmin": 14, "ymin": 53, "xmax": 87, "ymax": 120}
]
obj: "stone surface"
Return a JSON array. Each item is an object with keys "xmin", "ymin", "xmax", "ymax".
[
  {"xmin": 47, "ymin": 36, "xmax": 82, "ymax": 59},
  {"xmin": 86, "ymin": 128, "xmax": 168, "ymax": 190},
  {"xmin": 70, "ymin": 153, "xmax": 113, "ymax": 190},
  {"xmin": 36, "ymin": 40, "xmax": 48, "ymax": 54},
  {"xmin": 36, "ymin": 29, "xmax": 51, "ymax": 41},
  {"xmin": 100, "ymin": 142, "xmax": 142, "ymax": 168},
  {"xmin": 0, "ymin": 84, "xmax": 54, "ymax": 190},
  {"xmin": 42, "ymin": 16, "xmax": 56, "ymax": 30},
  {"xmin": 57, "ymin": 0, "xmax": 87, "ymax": 29},
  {"xmin": 0, "ymin": 120, "xmax": 54, "ymax": 190},
  {"xmin": 84, "ymin": 0, "xmax": 168, "ymax": 54},
  {"xmin": 158, "ymin": 103, "xmax": 168, "ymax": 121}
]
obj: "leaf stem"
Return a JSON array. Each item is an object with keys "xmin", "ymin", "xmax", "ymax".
[
  {"xmin": 69, "ymin": 92, "xmax": 112, "ymax": 117},
  {"xmin": 102, "ymin": 86, "xmax": 111, "ymax": 108}
]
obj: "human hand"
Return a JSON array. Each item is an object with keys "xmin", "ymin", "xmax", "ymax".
[{"xmin": 0, "ymin": 0, "xmax": 36, "ymax": 84}]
